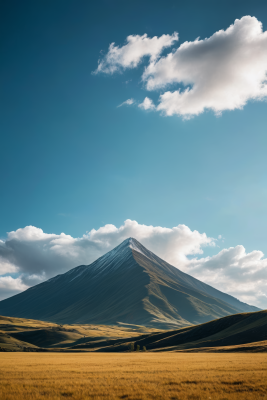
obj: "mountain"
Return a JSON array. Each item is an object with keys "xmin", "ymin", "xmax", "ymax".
[{"xmin": 0, "ymin": 238, "xmax": 259, "ymax": 328}]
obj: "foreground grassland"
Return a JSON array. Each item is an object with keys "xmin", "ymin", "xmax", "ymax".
[{"xmin": 1, "ymin": 353, "xmax": 267, "ymax": 400}]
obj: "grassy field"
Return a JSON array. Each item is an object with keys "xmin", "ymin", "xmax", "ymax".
[{"xmin": 0, "ymin": 353, "xmax": 267, "ymax": 399}]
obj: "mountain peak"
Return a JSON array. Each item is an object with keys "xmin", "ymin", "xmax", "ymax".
[
  {"xmin": 128, "ymin": 237, "xmax": 146, "ymax": 254},
  {"xmin": 120, "ymin": 237, "xmax": 139, "ymax": 244},
  {"xmin": 111, "ymin": 237, "xmax": 147, "ymax": 258}
]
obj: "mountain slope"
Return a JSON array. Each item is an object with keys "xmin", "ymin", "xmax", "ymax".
[{"xmin": 0, "ymin": 238, "xmax": 259, "ymax": 328}]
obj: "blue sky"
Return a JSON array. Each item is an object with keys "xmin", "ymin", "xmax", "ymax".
[{"xmin": 1, "ymin": 0, "xmax": 267, "ymax": 305}]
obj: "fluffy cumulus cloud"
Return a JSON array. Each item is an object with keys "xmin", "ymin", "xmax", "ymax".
[
  {"xmin": 0, "ymin": 220, "xmax": 267, "ymax": 308},
  {"xmin": 95, "ymin": 16, "xmax": 267, "ymax": 118},
  {"xmin": 95, "ymin": 33, "xmax": 178, "ymax": 74},
  {"xmin": 186, "ymin": 246, "xmax": 267, "ymax": 308},
  {"xmin": 0, "ymin": 276, "xmax": 28, "ymax": 300}
]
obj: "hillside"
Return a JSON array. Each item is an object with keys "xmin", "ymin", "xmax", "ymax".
[
  {"xmin": 0, "ymin": 315, "xmax": 157, "ymax": 351},
  {"xmin": 1, "ymin": 310, "xmax": 266, "ymax": 352},
  {"xmin": 0, "ymin": 238, "xmax": 259, "ymax": 329},
  {"xmin": 82, "ymin": 310, "xmax": 267, "ymax": 353},
  {"xmin": 129, "ymin": 309, "xmax": 267, "ymax": 352}
]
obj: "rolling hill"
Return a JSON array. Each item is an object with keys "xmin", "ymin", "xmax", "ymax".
[
  {"xmin": 126, "ymin": 309, "xmax": 267, "ymax": 352},
  {"xmin": 0, "ymin": 238, "xmax": 259, "ymax": 328},
  {"xmin": 0, "ymin": 315, "xmax": 157, "ymax": 351},
  {"xmin": 1, "ymin": 311, "xmax": 266, "ymax": 352},
  {"xmin": 72, "ymin": 310, "xmax": 267, "ymax": 353}
]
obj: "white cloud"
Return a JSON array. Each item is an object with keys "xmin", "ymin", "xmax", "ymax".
[
  {"xmin": 0, "ymin": 276, "xmax": 28, "ymax": 300},
  {"xmin": 96, "ymin": 16, "xmax": 267, "ymax": 118},
  {"xmin": 145, "ymin": 16, "xmax": 267, "ymax": 117},
  {"xmin": 186, "ymin": 245, "xmax": 267, "ymax": 309},
  {"xmin": 0, "ymin": 220, "xmax": 267, "ymax": 308},
  {"xmin": 117, "ymin": 98, "xmax": 135, "ymax": 107},
  {"xmin": 0, "ymin": 258, "xmax": 18, "ymax": 276},
  {"xmin": 138, "ymin": 97, "xmax": 155, "ymax": 110},
  {"xmin": 95, "ymin": 33, "xmax": 178, "ymax": 74}
]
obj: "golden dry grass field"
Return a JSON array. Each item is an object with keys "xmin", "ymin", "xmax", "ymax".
[{"xmin": 0, "ymin": 353, "xmax": 267, "ymax": 400}]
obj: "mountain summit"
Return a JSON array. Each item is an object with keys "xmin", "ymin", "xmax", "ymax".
[{"xmin": 0, "ymin": 238, "xmax": 258, "ymax": 328}]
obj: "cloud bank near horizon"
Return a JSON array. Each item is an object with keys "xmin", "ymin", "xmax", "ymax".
[
  {"xmin": 95, "ymin": 16, "xmax": 267, "ymax": 118},
  {"xmin": 0, "ymin": 220, "xmax": 267, "ymax": 308}
]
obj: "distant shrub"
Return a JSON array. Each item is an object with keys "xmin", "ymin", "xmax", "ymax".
[
  {"xmin": 136, "ymin": 345, "xmax": 140, "ymax": 352},
  {"xmin": 142, "ymin": 346, "xmax": 146, "ymax": 352},
  {"xmin": 129, "ymin": 343, "xmax": 134, "ymax": 352}
]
